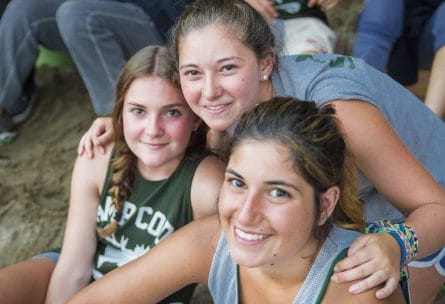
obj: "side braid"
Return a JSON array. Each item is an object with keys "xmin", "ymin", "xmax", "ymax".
[{"xmin": 97, "ymin": 143, "xmax": 136, "ymax": 238}]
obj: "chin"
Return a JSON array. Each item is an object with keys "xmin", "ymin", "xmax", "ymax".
[
  {"xmin": 206, "ymin": 119, "xmax": 234, "ymax": 132},
  {"xmin": 229, "ymin": 249, "xmax": 267, "ymax": 268}
]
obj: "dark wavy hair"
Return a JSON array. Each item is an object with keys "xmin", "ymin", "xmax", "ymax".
[{"xmin": 227, "ymin": 97, "xmax": 364, "ymax": 241}]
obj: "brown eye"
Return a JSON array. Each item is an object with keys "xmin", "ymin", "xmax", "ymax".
[{"xmin": 228, "ymin": 178, "xmax": 245, "ymax": 189}]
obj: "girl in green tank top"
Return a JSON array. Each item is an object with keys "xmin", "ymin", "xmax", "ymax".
[{"xmin": 0, "ymin": 46, "xmax": 224, "ymax": 304}]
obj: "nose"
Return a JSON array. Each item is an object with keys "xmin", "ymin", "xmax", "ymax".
[
  {"xmin": 203, "ymin": 75, "xmax": 222, "ymax": 100},
  {"xmin": 237, "ymin": 192, "xmax": 262, "ymax": 226},
  {"xmin": 145, "ymin": 115, "xmax": 164, "ymax": 137}
]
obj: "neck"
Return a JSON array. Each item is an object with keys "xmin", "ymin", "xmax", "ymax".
[{"xmin": 258, "ymin": 79, "xmax": 275, "ymax": 104}]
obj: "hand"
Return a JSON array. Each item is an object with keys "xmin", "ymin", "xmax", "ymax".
[
  {"xmin": 330, "ymin": 233, "xmax": 401, "ymax": 300},
  {"xmin": 77, "ymin": 117, "xmax": 113, "ymax": 158},
  {"xmin": 307, "ymin": 0, "xmax": 340, "ymax": 11},
  {"xmin": 244, "ymin": 0, "xmax": 277, "ymax": 23}
]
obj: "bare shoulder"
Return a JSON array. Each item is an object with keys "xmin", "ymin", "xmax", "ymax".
[
  {"xmin": 73, "ymin": 142, "xmax": 114, "ymax": 191},
  {"xmin": 76, "ymin": 142, "xmax": 114, "ymax": 168},
  {"xmin": 323, "ymin": 280, "xmax": 406, "ymax": 304},
  {"xmin": 194, "ymin": 154, "xmax": 225, "ymax": 180},
  {"xmin": 191, "ymin": 155, "xmax": 225, "ymax": 218}
]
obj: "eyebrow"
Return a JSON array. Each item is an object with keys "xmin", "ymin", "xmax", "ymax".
[
  {"xmin": 265, "ymin": 180, "xmax": 299, "ymax": 192},
  {"xmin": 179, "ymin": 56, "xmax": 244, "ymax": 70},
  {"xmin": 126, "ymin": 101, "xmax": 187, "ymax": 109},
  {"xmin": 225, "ymin": 168, "xmax": 300, "ymax": 191}
]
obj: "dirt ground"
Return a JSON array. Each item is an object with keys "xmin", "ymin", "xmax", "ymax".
[{"xmin": 0, "ymin": 0, "xmax": 443, "ymax": 302}]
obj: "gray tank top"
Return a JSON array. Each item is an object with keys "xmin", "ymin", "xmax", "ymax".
[{"xmin": 208, "ymin": 226, "xmax": 360, "ymax": 303}]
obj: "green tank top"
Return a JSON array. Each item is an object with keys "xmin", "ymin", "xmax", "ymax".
[{"xmin": 94, "ymin": 152, "xmax": 208, "ymax": 303}]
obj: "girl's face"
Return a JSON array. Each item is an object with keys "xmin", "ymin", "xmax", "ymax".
[
  {"xmin": 123, "ymin": 76, "xmax": 200, "ymax": 180},
  {"xmin": 178, "ymin": 24, "xmax": 273, "ymax": 131},
  {"xmin": 219, "ymin": 140, "xmax": 319, "ymax": 270}
]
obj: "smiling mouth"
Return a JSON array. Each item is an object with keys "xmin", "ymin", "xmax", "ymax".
[
  {"xmin": 204, "ymin": 103, "xmax": 231, "ymax": 114},
  {"xmin": 142, "ymin": 142, "xmax": 167, "ymax": 149},
  {"xmin": 234, "ymin": 227, "xmax": 270, "ymax": 242}
]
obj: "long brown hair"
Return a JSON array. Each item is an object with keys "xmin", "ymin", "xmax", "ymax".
[
  {"xmin": 228, "ymin": 97, "xmax": 364, "ymax": 241},
  {"xmin": 170, "ymin": 0, "xmax": 277, "ymax": 69},
  {"xmin": 97, "ymin": 46, "xmax": 206, "ymax": 237}
]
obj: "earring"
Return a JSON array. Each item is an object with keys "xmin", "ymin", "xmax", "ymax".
[{"xmin": 262, "ymin": 74, "xmax": 268, "ymax": 81}]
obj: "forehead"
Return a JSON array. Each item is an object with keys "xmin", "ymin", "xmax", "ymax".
[
  {"xmin": 178, "ymin": 24, "xmax": 255, "ymax": 61},
  {"xmin": 229, "ymin": 140, "xmax": 295, "ymax": 173},
  {"xmin": 125, "ymin": 76, "xmax": 186, "ymax": 106}
]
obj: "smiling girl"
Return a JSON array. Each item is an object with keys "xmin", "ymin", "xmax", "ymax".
[
  {"xmin": 0, "ymin": 45, "xmax": 224, "ymax": 304},
  {"xmin": 69, "ymin": 98, "xmax": 405, "ymax": 304}
]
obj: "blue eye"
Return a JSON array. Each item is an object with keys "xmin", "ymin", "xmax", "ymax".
[
  {"xmin": 165, "ymin": 109, "xmax": 180, "ymax": 118},
  {"xmin": 270, "ymin": 188, "xmax": 289, "ymax": 198},
  {"xmin": 131, "ymin": 107, "xmax": 144, "ymax": 116},
  {"xmin": 228, "ymin": 178, "xmax": 245, "ymax": 189}
]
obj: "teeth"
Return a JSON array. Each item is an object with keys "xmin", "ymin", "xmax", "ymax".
[
  {"xmin": 205, "ymin": 105, "xmax": 226, "ymax": 112},
  {"xmin": 235, "ymin": 228, "xmax": 268, "ymax": 241}
]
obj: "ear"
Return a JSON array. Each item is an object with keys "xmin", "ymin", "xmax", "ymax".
[
  {"xmin": 318, "ymin": 186, "xmax": 340, "ymax": 226},
  {"xmin": 259, "ymin": 47, "xmax": 275, "ymax": 79}
]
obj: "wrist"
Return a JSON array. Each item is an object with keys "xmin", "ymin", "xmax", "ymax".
[{"xmin": 365, "ymin": 219, "xmax": 419, "ymax": 267}]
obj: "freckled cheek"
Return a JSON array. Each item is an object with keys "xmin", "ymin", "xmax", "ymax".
[{"xmin": 229, "ymin": 81, "xmax": 256, "ymax": 105}]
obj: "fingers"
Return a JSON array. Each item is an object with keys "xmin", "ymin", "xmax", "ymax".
[
  {"xmin": 347, "ymin": 234, "xmax": 370, "ymax": 255},
  {"xmin": 332, "ymin": 260, "xmax": 397, "ymax": 296},
  {"xmin": 84, "ymin": 130, "xmax": 95, "ymax": 159},
  {"xmin": 77, "ymin": 117, "xmax": 112, "ymax": 158},
  {"xmin": 77, "ymin": 132, "xmax": 93, "ymax": 158},
  {"xmin": 375, "ymin": 276, "xmax": 399, "ymax": 300},
  {"xmin": 77, "ymin": 133, "xmax": 87, "ymax": 156},
  {"xmin": 332, "ymin": 254, "xmax": 374, "ymax": 282},
  {"xmin": 331, "ymin": 233, "xmax": 402, "ymax": 299},
  {"xmin": 334, "ymin": 236, "xmax": 371, "ymax": 272},
  {"xmin": 346, "ymin": 270, "xmax": 390, "ymax": 294}
]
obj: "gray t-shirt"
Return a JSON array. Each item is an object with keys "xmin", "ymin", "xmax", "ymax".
[{"xmin": 272, "ymin": 54, "xmax": 445, "ymax": 222}]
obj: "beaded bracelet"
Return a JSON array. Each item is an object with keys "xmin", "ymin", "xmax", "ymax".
[{"xmin": 365, "ymin": 219, "xmax": 419, "ymax": 279}]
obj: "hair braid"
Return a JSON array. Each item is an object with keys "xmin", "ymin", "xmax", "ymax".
[{"xmin": 97, "ymin": 143, "xmax": 136, "ymax": 238}]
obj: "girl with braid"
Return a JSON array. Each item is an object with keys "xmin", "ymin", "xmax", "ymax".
[
  {"xmin": 0, "ymin": 45, "xmax": 224, "ymax": 304},
  {"xmin": 80, "ymin": 1, "xmax": 445, "ymax": 301},
  {"xmin": 70, "ymin": 98, "xmax": 405, "ymax": 304}
]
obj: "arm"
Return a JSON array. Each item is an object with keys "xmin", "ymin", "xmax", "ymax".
[
  {"xmin": 44, "ymin": 144, "xmax": 112, "ymax": 304},
  {"xmin": 425, "ymin": 45, "xmax": 445, "ymax": 118},
  {"xmin": 190, "ymin": 155, "xmax": 225, "ymax": 219},
  {"xmin": 68, "ymin": 215, "xmax": 220, "ymax": 304},
  {"xmin": 329, "ymin": 100, "xmax": 445, "ymax": 298},
  {"xmin": 77, "ymin": 117, "xmax": 113, "ymax": 158}
]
